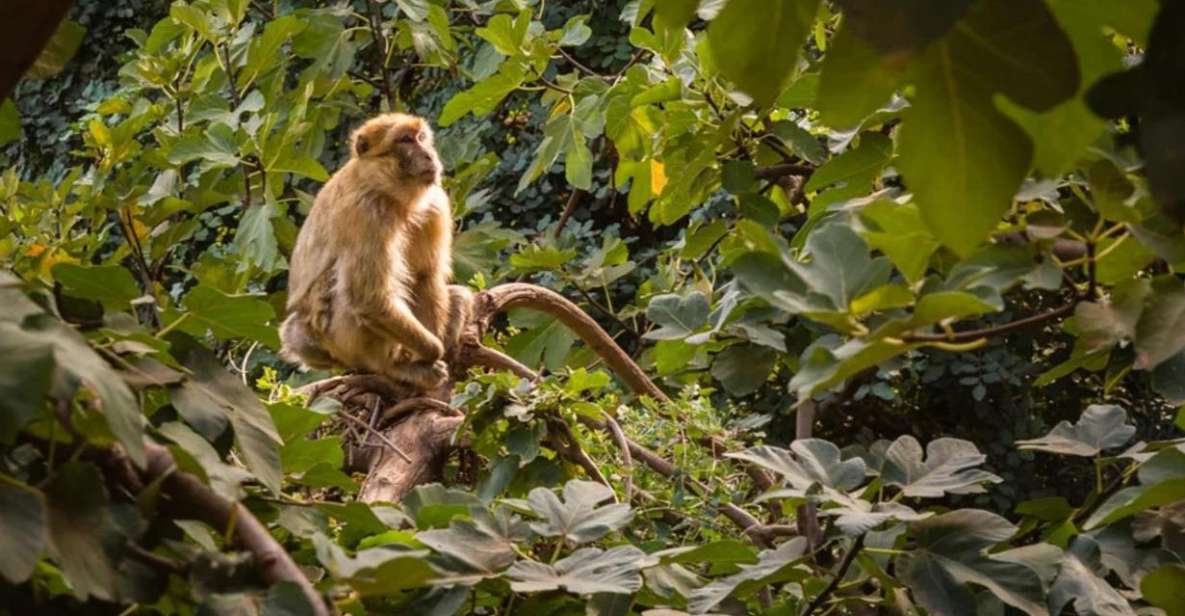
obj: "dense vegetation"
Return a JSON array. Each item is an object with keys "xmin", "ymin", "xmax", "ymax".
[{"xmin": 2, "ymin": 0, "xmax": 1184, "ymax": 614}]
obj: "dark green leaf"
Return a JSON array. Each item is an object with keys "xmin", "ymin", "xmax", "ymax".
[
  {"xmin": 527, "ymin": 480, "xmax": 632, "ymax": 545},
  {"xmin": 882, "ymin": 436, "xmax": 1001, "ymax": 498},
  {"xmin": 644, "ymin": 292, "xmax": 710, "ymax": 340},
  {"xmin": 180, "ymin": 284, "xmax": 280, "ymax": 348},
  {"xmin": 900, "ymin": 509, "xmax": 1046, "ymax": 616},
  {"xmin": 507, "ymin": 545, "xmax": 647, "ymax": 595},
  {"xmin": 51, "ymin": 264, "xmax": 141, "ymax": 310},
  {"xmin": 169, "ymin": 340, "xmax": 282, "ymax": 492},
  {"xmin": 45, "ymin": 463, "xmax": 120, "ymax": 601},
  {"xmin": 0, "ymin": 324, "xmax": 53, "ymax": 442},
  {"xmin": 1016, "ymin": 404, "xmax": 1135, "ymax": 457},
  {"xmin": 0, "ymin": 477, "xmax": 47, "ymax": 583},
  {"xmin": 1141, "ymin": 564, "xmax": 1185, "ymax": 615},
  {"xmin": 707, "ymin": 0, "xmax": 819, "ymax": 107},
  {"xmin": 710, "ymin": 344, "xmax": 776, "ymax": 396}
]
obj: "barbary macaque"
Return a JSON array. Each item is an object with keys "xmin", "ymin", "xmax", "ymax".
[{"xmin": 280, "ymin": 113, "xmax": 471, "ymax": 390}]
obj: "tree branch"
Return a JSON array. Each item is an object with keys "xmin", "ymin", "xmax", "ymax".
[
  {"xmin": 801, "ymin": 534, "xmax": 866, "ymax": 616},
  {"xmin": 472, "ymin": 283, "xmax": 667, "ymax": 401},
  {"xmin": 364, "ymin": 0, "xmax": 395, "ymax": 108},
  {"xmin": 900, "ymin": 301, "xmax": 1077, "ymax": 343},
  {"xmin": 105, "ymin": 442, "xmax": 329, "ymax": 615},
  {"xmin": 754, "ymin": 163, "xmax": 814, "ymax": 180}
]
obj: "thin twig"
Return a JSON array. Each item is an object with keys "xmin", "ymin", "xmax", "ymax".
[
  {"xmin": 364, "ymin": 0, "xmax": 395, "ymax": 107},
  {"xmin": 801, "ymin": 534, "xmax": 866, "ymax": 616},
  {"xmin": 754, "ymin": 163, "xmax": 815, "ymax": 180},
  {"xmin": 900, "ymin": 302, "xmax": 1077, "ymax": 343},
  {"xmin": 556, "ymin": 47, "xmax": 604, "ymax": 78},
  {"xmin": 603, "ymin": 413, "xmax": 633, "ymax": 502},
  {"xmin": 338, "ymin": 410, "xmax": 413, "ymax": 463},
  {"xmin": 553, "ymin": 189, "xmax": 586, "ymax": 238}
]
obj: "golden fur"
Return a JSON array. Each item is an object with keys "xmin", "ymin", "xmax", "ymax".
[{"xmin": 280, "ymin": 113, "xmax": 471, "ymax": 389}]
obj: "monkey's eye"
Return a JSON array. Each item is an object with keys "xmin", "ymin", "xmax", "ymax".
[{"xmin": 397, "ymin": 134, "xmax": 416, "ymax": 144}]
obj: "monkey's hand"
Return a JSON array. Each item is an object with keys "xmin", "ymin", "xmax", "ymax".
[{"xmin": 410, "ymin": 331, "xmax": 446, "ymax": 362}]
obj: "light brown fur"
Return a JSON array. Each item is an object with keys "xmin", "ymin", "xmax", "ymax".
[{"xmin": 280, "ymin": 113, "xmax": 472, "ymax": 390}]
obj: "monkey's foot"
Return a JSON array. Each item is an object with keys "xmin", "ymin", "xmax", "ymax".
[{"xmin": 387, "ymin": 359, "xmax": 449, "ymax": 391}]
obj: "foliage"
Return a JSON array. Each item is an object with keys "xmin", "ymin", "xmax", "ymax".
[{"xmin": 1, "ymin": 0, "xmax": 1185, "ymax": 614}]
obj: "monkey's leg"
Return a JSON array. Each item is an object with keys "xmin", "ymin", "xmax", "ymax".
[
  {"xmin": 383, "ymin": 359, "xmax": 449, "ymax": 391},
  {"xmin": 279, "ymin": 314, "xmax": 337, "ymax": 370},
  {"xmin": 409, "ymin": 273, "xmax": 450, "ymax": 341},
  {"xmin": 355, "ymin": 294, "xmax": 445, "ymax": 362}
]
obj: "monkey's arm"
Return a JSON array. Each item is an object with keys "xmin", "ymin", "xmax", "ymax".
[{"xmin": 344, "ymin": 264, "xmax": 444, "ymax": 361}]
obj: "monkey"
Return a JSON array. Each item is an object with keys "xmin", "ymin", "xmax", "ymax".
[{"xmin": 279, "ymin": 112, "xmax": 472, "ymax": 391}]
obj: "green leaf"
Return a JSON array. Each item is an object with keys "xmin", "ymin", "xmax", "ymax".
[
  {"xmin": 22, "ymin": 315, "xmax": 145, "ymax": 465},
  {"xmin": 170, "ymin": 4, "xmax": 215, "ymax": 41},
  {"xmin": 882, "ymin": 436, "xmax": 1000, "ymax": 498},
  {"xmin": 0, "ymin": 477, "xmax": 47, "ymax": 583},
  {"xmin": 0, "ymin": 99, "xmax": 19, "ymax": 146},
  {"xmin": 909, "ymin": 291, "xmax": 996, "ymax": 328},
  {"xmin": 897, "ymin": 0, "xmax": 1079, "ymax": 256},
  {"xmin": 1152, "ymin": 350, "xmax": 1185, "ymax": 405},
  {"xmin": 270, "ymin": 153, "xmax": 329, "ymax": 182},
  {"xmin": 169, "ymin": 340, "xmax": 282, "ymax": 493},
  {"xmin": 1050, "ymin": 536, "xmax": 1134, "ymax": 616},
  {"xmin": 233, "ymin": 202, "xmax": 283, "ymax": 274},
  {"xmin": 688, "ymin": 538, "xmax": 809, "ymax": 613},
  {"xmin": 565, "ymin": 130, "xmax": 593, "ymax": 190},
  {"xmin": 1141, "ymin": 564, "xmax": 1185, "ymax": 615},
  {"xmin": 1134, "ymin": 279, "xmax": 1185, "ymax": 369},
  {"xmin": 1016, "ymin": 404, "xmax": 1135, "ymax": 457},
  {"xmin": 527, "ymin": 480, "xmax": 632, "ymax": 545},
  {"xmin": 507, "ymin": 545, "xmax": 647, "ymax": 595},
  {"xmin": 282, "ymin": 435, "xmax": 344, "ymax": 475},
  {"xmin": 314, "ymin": 534, "xmax": 437, "ymax": 595},
  {"xmin": 816, "ymin": 22, "xmax": 906, "ymax": 128},
  {"xmin": 1074, "ymin": 279, "xmax": 1149, "ymax": 353},
  {"xmin": 243, "ymin": 16, "xmax": 306, "ymax": 83},
  {"xmin": 158, "ymin": 421, "xmax": 251, "ymax": 500},
  {"xmin": 51, "ymin": 264, "xmax": 141, "ymax": 310},
  {"xmin": 789, "ymin": 223, "xmax": 891, "ymax": 312},
  {"xmin": 0, "ymin": 325, "xmax": 53, "ymax": 442},
  {"xmin": 999, "ymin": 1, "xmax": 1131, "ymax": 177},
  {"xmin": 180, "ymin": 285, "xmax": 280, "ymax": 348},
  {"xmin": 168, "ymin": 123, "xmax": 241, "ymax": 169},
  {"xmin": 706, "ymin": 0, "xmax": 818, "ymax": 107},
  {"xmin": 396, "ymin": 0, "xmax": 431, "ymax": 21},
  {"xmin": 403, "ymin": 484, "xmax": 484, "ymax": 529},
  {"xmin": 25, "ymin": 19, "xmax": 86, "ymax": 79},
  {"xmin": 440, "ymin": 66, "xmax": 526, "ymax": 127},
  {"xmin": 728, "ymin": 440, "xmax": 867, "ymax": 493},
  {"xmin": 643, "ymin": 292, "xmax": 710, "ymax": 340},
  {"xmin": 710, "ymin": 344, "xmax": 776, "ymax": 396},
  {"xmin": 899, "ymin": 509, "xmax": 1046, "ymax": 616},
  {"xmin": 559, "ymin": 15, "xmax": 593, "ymax": 47},
  {"xmin": 418, "ymin": 508, "xmax": 528, "ymax": 574},
  {"xmin": 805, "ymin": 133, "xmax": 893, "ymax": 193},
  {"xmin": 45, "ymin": 463, "xmax": 120, "ymax": 601},
  {"xmin": 859, "ymin": 199, "xmax": 939, "ymax": 283},
  {"xmin": 505, "ymin": 311, "xmax": 577, "ymax": 372}
]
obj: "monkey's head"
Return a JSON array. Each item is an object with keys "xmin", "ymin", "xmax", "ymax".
[{"xmin": 350, "ymin": 113, "xmax": 442, "ymax": 185}]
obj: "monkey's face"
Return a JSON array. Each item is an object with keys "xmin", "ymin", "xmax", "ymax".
[{"xmin": 352, "ymin": 114, "xmax": 442, "ymax": 185}]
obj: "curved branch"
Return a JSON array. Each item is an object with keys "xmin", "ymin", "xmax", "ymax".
[
  {"xmin": 116, "ymin": 442, "xmax": 329, "ymax": 615},
  {"xmin": 801, "ymin": 534, "xmax": 866, "ymax": 616},
  {"xmin": 472, "ymin": 283, "xmax": 668, "ymax": 401},
  {"xmin": 754, "ymin": 163, "xmax": 814, "ymax": 180},
  {"xmin": 900, "ymin": 302, "xmax": 1077, "ymax": 343}
]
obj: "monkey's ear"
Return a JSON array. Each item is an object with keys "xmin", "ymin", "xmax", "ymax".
[{"xmin": 353, "ymin": 134, "xmax": 370, "ymax": 157}]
